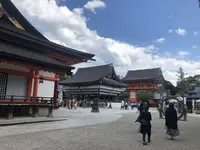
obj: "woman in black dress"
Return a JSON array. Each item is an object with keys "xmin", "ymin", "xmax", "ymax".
[
  {"xmin": 136, "ymin": 104, "xmax": 152, "ymax": 145},
  {"xmin": 165, "ymin": 103, "xmax": 179, "ymax": 140}
]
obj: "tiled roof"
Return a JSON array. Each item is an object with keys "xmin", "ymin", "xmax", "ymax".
[
  {"xmin": 0, "ymin": 40, "xmax": 73, "ymax": 71},
  {"xmin": 60, "ymin": 64, "xmax": 127, "ymax": 87},
  {"xmin": 0, "ymin": 0, "xmax": 95, "ymax": 62},
  {"xmin": 0, "ymin": 0, "xmax": 46, "ymax": 38},
  {"xmin": 122, "ymin": 68, "xmax": 163, "ymax": 82}
]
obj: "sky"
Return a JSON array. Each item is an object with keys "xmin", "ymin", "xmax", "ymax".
[{"xmin": 11, "ymin": 0, "xmax": 200, "ymax": 85}]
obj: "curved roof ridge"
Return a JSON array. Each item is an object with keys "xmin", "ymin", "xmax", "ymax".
[
  {"xmin": 60, "ymin": 64, "xmax": 115, "ymax": 85},
  {"xmin": 127, "ymin": 67, "xmax": 161, "ymax": 72},
  {"xmin": 77, "ymin": 63, "xmax": 113, "ymax": 70}
]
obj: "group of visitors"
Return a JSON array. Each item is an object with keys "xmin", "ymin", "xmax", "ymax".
[
  {"xmin": 106, "ymin": 101, "xmax": 112, "ymax": 109},
  {"xmin": 67, "ymin": 99, "xmax": 77, "ymax": 110},
  {"xmin": 121, "ymin": 100, "xmax": 138, "ymax": 110},
  {"xmin": 135, "ymin": 102, "xmax": 179, "ymax": 145}
]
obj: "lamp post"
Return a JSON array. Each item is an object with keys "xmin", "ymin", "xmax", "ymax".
[{"xmin": 91, "ymin": 84, "xmax": 100, "ymax": 113}]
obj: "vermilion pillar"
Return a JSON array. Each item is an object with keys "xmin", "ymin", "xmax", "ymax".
[
  {"xmin": 33, "ymin": 70, "xmax": 39, "ymax": 97},
  {"xmin": 27, "ymin": 69, "xmax": 33, "ymax": 98},
  {"xmin": 53, "ymin": 74, "xmax": 59, "ymax": 108}
]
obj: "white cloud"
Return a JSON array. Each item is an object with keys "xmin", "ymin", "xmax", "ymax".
[
  {"xmin": 11, "ymin": 0, "xmax": 200, "ymax": 85},
  {"xmin": 192, "ymin": 45, "xmax": 198, "ymax": 49},
  {"xmin": 84, "ymin": 0, "xmax": 106, "ymax": 14},
  {"xmin": 164, "ymin": 52, "xmax": 172, "ymax": 57},
  {"xmin": 168, "ymin": 29, "xmax": 173, "ymax": 33},
  {"xmin": 177, "ymin": 51, "xmax": 190, "ymax": 58},
  {"xmin": 155, "ymin": 37, "xmax": 165, "ymax": 43},
  {"xmin": 145, "ymin": 45, "xmax": 158, "ymax": 53},
  {"xmin": 193, "ymin": 31, "xmax": 198, "ymax": 36},
  {"xmin": 175, "ymin": 28, "xmax": 187, "ymax": 36}
]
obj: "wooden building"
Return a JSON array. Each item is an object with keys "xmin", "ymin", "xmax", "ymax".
[
  {"xmin": 60, "ymin": 64, "xmax": 127, "ymax": 105},
  {"xmin": 122, "ymin": 68, "xmax": 165, "ymax": 103},
  {"xmin": 0, "ymin": 0, "xmax": 94, "ymax": 118}
]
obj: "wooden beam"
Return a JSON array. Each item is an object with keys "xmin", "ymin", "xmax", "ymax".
[
  {"xmin": 0, "ymin": 68, "xmax": 31, "ymax": 76},
  {"xmin": 33, "ymin": 75, "xmax": 59, "ymax": 81}
]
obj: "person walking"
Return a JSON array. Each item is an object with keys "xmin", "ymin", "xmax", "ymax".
[
  {"xmin": 71, "ymin": 99, "xmax": 74, "ymax": 109},
  {"xmin": 73, "ymin": 100, "xmax": 78, "ymax": 110},
  {"xmin": 131, "ymin": 102, "xmax": 134, "ymax": 110},
  {"xmin": 165, "ymin": 103, "xmax": 179, "ymax": 140},
  {"xmin": 125, "ymin": 101, "xmax": 128, "ymax": 110},
  {"xmin": 108, "ymin": 101, "xmax": 112, "ymax": 109},
  {"xmin": 136, "ymin": 104, "xmax": 152, "ymax": 145},
  {"xmin": 121, "ymin": 100, "xmax": 124, "ymax": 110},
  {"xmin": 105, "ymin": 101, "xmax": 108, "ymax": 108},
  {"xmin": 68, "ymin": 99, "xmax": 72, "ymax": 109}
]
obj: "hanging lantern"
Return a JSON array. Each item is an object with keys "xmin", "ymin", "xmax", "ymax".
[{"xmin": 39, "ymin": 77, "xmax": 44, "ymax": 84}]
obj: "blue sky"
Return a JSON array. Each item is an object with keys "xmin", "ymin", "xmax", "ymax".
[
  {"xmin": 60, "ymin": 0, "xmax": 200, "ymax": 60},
  {"xmin": 12, "ymin": 0, "xmax": 200, "ymax": 84}
]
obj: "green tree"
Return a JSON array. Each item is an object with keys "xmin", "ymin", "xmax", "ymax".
[
  {"xmin": 177, "ymin": 67, "xmax": 186, "ymax": 81},
  {"xmin": 136, "ymin": 91, "xmax": 154, "ymax": 102},
  {"xmin": 179, "ymin": 75, "xmax": 200, "ymax": 92},
  {"xmin": 164, "ymin": 80, "xmax": 178, "ymax": 95},
  {"xmin": 176, "ymin": 67, "xmax": 187, "ymax": 97}
]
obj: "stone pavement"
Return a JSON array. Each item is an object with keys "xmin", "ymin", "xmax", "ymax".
[
  {"xmin": 0, "ymin": 107, "xmax": 138, "ymax": 137},
  {"xmin": 0, "ymin": 108, "xmax": 199, "ymax": 150}
]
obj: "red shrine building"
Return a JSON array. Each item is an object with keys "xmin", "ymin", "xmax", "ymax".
[
  {"xmin": 122, "ymin": 68, "xmax": 165, "ymax": 103},
  {"xmin": 0, "ymin": 0, "xmax": 94, "ymax": 118}
]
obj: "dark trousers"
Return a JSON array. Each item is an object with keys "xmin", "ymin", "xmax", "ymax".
[
  {"xmin": 143, "ymin": 133, "xmax": 151, "ymax": 142},
  {"xmin": 131, "ymin": 105, "xmax": 134, "ymax": 110}
]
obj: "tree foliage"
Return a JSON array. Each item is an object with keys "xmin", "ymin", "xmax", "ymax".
[
  {"xmin": 136, "ymin": 91, "xmax": 154, "ymax": 102},
  {"xmin": 175, "ymin": 67, "xmax": 200, "ymax": 95},
  {"xmin": 176, "ymin": 67, "xmax": 186, "ymax": 81},
  {"xmin": 176, "ymin": 67, "xmax": 188, "ymax": 97},
  {"xmin": 164, "ymin": 80, "xmax": 178, "ymax": 96}
]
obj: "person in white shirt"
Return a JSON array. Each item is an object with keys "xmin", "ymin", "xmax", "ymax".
[
  {"xmin": 125, "ymin": 102, "xmax": 128, "ymax": 110},
  {"xmin": 131, "ymin": 102, "xmax": 134, "ymax": 110},
  {"xmin": 121, "ymin": 100, "xmax": 124, "ymax": 110}
]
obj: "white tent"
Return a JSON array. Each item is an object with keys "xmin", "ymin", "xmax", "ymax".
[
  {"xmin": 196, "ymin": 99, "xmax": 200, "ymax": 102},
  {"xmin": 168, "ymin": 99, "xmax": 178, "ymax": 103}
]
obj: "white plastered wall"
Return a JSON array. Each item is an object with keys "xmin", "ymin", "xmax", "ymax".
[
  {"xmin": 38, "ymin": 80, "xmax": 55, "ymax": 98},
  {"xmin": 0, "ymin": 63, "xmax": 29, "ymax": 97},
  {"xmin": 6, "ymin": 75, "xmax": 28, "ymax": 96}
]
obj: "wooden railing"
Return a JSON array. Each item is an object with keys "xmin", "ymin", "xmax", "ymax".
[{"xmin": 0, "ymin": 95, "xmax": 54, "ymax": 105}]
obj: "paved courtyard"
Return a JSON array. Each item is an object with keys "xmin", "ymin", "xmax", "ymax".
[{"xmin": 0, "ymin": 108, "xmax": 199, "ymax": 150}]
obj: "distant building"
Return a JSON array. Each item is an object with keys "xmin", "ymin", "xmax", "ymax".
[
  {"xmin": 60, "ymin": 64, "xmax": 127, "ymax": 105},
  {"xmin": 122, "ymin": 68, "xmax": 165, "ymax": 104},
  {"xmin": 185, "ymin": 87, "xmax": 200, "ymax": 113}
]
